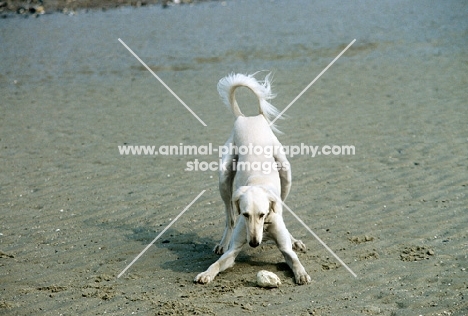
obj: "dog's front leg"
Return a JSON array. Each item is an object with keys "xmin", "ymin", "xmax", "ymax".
[
  {"xmin": 271, "ymin": 222, "xmax": 311, "ymax": 285},
  {"xmin": 195, "ymin": 219, "xmax": 246, "ymax": 284}
]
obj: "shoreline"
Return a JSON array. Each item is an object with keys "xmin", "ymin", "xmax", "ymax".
[{"xmin": 1, "ymin": 0, "xmax": 216, "ymax": 16}]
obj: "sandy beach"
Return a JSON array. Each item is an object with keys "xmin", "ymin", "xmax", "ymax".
[{"xmin": 1, "ymin": 0, "xmax": 467, "ymax": 315}]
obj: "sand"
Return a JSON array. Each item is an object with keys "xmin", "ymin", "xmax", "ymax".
[{"xmin": 1, "ymin": 0, "xmax": 467, "ymax": 315}]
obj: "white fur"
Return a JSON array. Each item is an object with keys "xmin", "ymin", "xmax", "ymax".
[
  {"xmin": 194, "ymin": 73, "xmax": 311, "ymax": 285},
  {"xmin": 217, "ymin": 72, "xmax": 282, "ymax": 134}
]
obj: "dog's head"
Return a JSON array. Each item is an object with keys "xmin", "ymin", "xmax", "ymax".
[{"xmin": 232, "ymin": 186, "xmax": 281, "ymax": 248}]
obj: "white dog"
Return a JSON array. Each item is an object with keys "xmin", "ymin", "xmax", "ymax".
[{"xmin": 194, "ymin": 73, "xmax": 311, "ymax": 285}]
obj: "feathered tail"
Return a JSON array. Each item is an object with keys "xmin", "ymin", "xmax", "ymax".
[{"xmin": 217, "ymin": 72, "xmax": 283, "ymax": 133}]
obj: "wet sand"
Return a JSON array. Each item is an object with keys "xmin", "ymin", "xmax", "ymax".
[{"xmin": 1, "ymin": 0, "xmax": 467, "ymax": 315}]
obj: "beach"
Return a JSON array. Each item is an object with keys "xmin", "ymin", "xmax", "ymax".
[{"xmin": 1, "ymin": 0, "xmax": 467, "ymax": 314}]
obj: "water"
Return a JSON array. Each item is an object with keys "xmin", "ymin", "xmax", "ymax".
[{"xmin": 1, "ymin": 0, "xmax": 466, "ymax": 89}]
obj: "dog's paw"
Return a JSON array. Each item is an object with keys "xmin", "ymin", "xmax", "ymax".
[
  {"xmin": 213, "ymin": 244, "xmax": 225, "ymax": 255},
  {"xmin": 194, "ymin": 272, "xmax": 214, "ymax": 284},
  {"xmin": 292, "ymin": 239, "xmax": 307, "ymax": 252},
  {"xmin": 295, "ymin": 272, "xmax": 312, "ymax": 285}
]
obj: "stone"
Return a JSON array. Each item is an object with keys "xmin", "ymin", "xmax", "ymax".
[{"xmin": 256, "ymin": 270, "xmax": 281, "ymax": 288}]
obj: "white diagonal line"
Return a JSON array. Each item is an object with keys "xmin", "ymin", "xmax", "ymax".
[
  {"xmin": 270, "ymin": 39, "xmax": 356, "ymax": 126},
  {"xmin": 280, "ymin": 198, "xmax": 357, "ymax": 278},
  {"xmin": 117, "ymin": 190, "xmax": 206, "ymax": 278},
  {"xmin": 118, "ymin": 38, "xmax": 207, "ymax": 127}
]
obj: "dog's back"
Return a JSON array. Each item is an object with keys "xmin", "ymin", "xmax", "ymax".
[
  {"xmin": 232, "ymin": 114, "xmax": 282, "ymax": 192},
  {"xmin": 233, "ymin": 115, "xmax": 276, "ymax": 150}
]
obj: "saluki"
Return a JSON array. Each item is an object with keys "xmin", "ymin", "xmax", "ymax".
[{"xmin": 194, "ymin": 73, "xmax": 311, "ymax": 285}]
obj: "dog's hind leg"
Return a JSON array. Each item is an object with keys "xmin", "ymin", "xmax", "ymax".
[
  {"xmin": 214, "ymin": 136, "xmax": 237, "ymax": 255},
  {"xmin": 290, "ymin": 233, "xmax": 307, "ymax": 252},
  {"xmin": 273, "ymin": 138, "xmax": 292, "ymax": 202}
]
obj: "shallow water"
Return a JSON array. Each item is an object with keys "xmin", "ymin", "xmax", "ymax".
[{"xmin": 2, "ymin": 0, "xmax": 466, "ymax": 86}]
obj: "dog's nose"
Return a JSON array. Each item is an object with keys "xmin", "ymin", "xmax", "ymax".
[{"xmin": 249, "ymin": 240, "xmax": 260, "ymax": 248}]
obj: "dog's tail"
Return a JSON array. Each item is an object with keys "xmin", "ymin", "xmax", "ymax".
[{"xmin": 217, "ymin": 72, "xmax": 282, "ymax": 133}]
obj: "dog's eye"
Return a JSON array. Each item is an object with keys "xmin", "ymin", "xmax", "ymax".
[
  {"xmin": 259, "ymin": 214, "xmax": 265, "ymax": 219},
  {"xmin": 242, "ymin": 213, "xmax": 249, "ymax": 218}
]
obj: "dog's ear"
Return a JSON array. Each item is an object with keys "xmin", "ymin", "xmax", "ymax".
[
  {"xmin": 269, "ymin": 201, "xmax": 275, "ymax": 213},
  {"xmin": 269, "ymin": 200, "xmax": 281, "ymax": 213},
  {"xmin": 233, "ymin": 200, "xmax": 241, "ymax": 215},
  {"xmin": 232, "ymin": 186, "xmax": 249, "ymax": 215},
  {"xmin": 266, "ymin": 190, "xmax": 281, "ymax": 213}
]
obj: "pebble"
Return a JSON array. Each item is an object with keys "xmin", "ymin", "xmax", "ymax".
[{"xmin": 256, "ymin": 270, "xmax": 281, "ymax": 288}]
